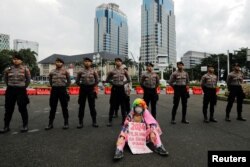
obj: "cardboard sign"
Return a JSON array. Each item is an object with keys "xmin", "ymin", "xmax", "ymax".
[{"xmin": 128, "ymin": 122, "xmax": 153, "ymax": 154}]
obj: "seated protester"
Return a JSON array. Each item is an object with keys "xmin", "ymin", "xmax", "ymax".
[{"xmin": 113, "ymin": 98, "xmax": 169, "ymax": 160}]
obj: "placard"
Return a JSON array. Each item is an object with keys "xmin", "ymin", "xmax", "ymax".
[{"xmin": 128, "ymin": 122, "xmax": 153, "ymax": 154}]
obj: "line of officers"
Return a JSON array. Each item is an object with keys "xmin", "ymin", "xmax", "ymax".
[{"xmin": 0, "ymin": 53, "xmax": 247, "ymax": 133}]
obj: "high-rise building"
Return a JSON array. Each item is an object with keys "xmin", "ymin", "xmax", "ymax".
[
  {"xmin": 94, "ymin": 3, "xmax": 128, "ymax": 57},
  {"xmin": 14, "ymin": 39, "xmax": 39, "ymax": 60},
  {"xmin": 181, "ymin": 51, "xmax": 211, "ymax": 69},
  {"xmin": 140, "ymin": 0, "xmax": 176, "ymax": 66},
  {"xmin": 0, "ymin": 33, "xmax": 10, "ymax": 51}
]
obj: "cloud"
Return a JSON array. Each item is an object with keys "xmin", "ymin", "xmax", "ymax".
[
  {"xmin": 0, "ymin": 0, "xmax": 249, "ymax": 62},
  {"xmin": 175, "ymin": 0, "xmax": 249, "ymax": 58}
]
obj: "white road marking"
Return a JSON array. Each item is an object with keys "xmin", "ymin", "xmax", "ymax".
[{"xmin": 28, "ymin": 129, "xmax": 40, "ymax": 133}]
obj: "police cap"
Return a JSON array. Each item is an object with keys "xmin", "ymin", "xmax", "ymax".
[
  {"xmin": 12, "ymin": 52, "xmax": 23, "ymax": 61},
  {"xmin": 146, "ymin": 62, "xmax": 154, "ymax": 67},
  {"xmin": 207, "ymin": 64, "xmax": 214, "ymax": 68},
  {"xmin": 233, "ymin": 63, "xmax": 240, "ymax": 67},
  {"xmin": 177, "ymin": 61, "xmax": 184, "ymax": 66},
  {"xmin": 114, "ymin": 57, "xmax": 123, "ymax": 62},
  {"xmin": 83, "ymin": 57, "xmax": 93, "ymax": 62},
  {"xmin": 55, "ymin": 58, "xmax": 64, "ymax": 64}
]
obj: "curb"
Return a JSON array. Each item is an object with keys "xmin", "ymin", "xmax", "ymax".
[{"xmin": 217, "ymin": 95, "xmax": 250, "ymax": 104}]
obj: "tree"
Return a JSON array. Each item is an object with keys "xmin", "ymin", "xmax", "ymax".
[
  {"xmin": 0, "ymin": 50, "xmax": 14, "ymax": 80},
  {"xmin": 187, "ymin": 54, "xmax": 228, "ymax": 81},
  {"xmin": 18, "ymin": 49, "xmax": 39, "ymax": 77},
  {"xmin": 231, "ymin": 48, "xmax": 249, "ymax": 78},
  {"xmin": 0, "ymin": 49, "xmax": 39, "ymax": 79},
  {"xmin": 123, "ymin": 58, "xmax": 134, "ymax": 68}
]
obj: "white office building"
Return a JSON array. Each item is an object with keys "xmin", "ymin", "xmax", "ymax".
[
  {"xmin": 14, "ymin": 39, "xmax": 39, "ymax": 60},
  {"xmin": 181, "ymin": 51, "xmax": 211, "ymax": 69}
]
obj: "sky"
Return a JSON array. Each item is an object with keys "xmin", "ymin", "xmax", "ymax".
[{"xmin": 0, "ymin": 0, "xmax": 249, "ymax": 61}]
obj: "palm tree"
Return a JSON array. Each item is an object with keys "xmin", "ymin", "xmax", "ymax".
[{"xmin": 123, "ymin": 58, "xmax": 134, "ymax": 67}]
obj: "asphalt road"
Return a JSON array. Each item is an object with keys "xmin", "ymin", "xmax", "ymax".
[{"xmin": 0, "ymin": 94, "xmax": 249, "ymax": 167}]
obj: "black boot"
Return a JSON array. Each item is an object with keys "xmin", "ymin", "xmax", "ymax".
[
  {"xmin": 113, "ymin": 149, "xmax": 124, "ymax": 160},
  {"xmin": 204, "ymin": 119, "xmax": 209, "ymax": 123},
  {"xmin": 113, "ymin": 110, "xmax": 118, "ymax": 118},
  {"xmin": 107, "ymin": 122, "xmax": 112, "ymax": 127},
  {"xmin": 225, "ymin": 117, "xmax": 231, "ymax": 122},
  {"xmin": 92, "ymin": 118, "xmax": 99, "ymax": 128},
  {"xmin": 45, "ymin": 124, "xmax": 53, "ymax": 130},
  {"xmin": 45, "ymin": 120, "xmax": 54, "ymax": 130},
  {"xmin": 209, "ymin": 118, "xmax": 217, "ymax": 123},
  {"xmin": 0, "ymin": 125, "xmax": 10, "ymax": 134},
  {"xmin": 182, "ymin": 116, "xmax": 189, "ymax": 124},
  {"xmin": 182, "ymin": 109, "xmax": 189, "ymax": 124},
  {"xmin": 237, "ymin": 113, "xmax": 246, "ymax": 121},
  {"xmin": 171, "ymin": 120, "xmax": 176, "ymax": 124},
  {"xmin": 171, "ymin": 113, "xmax": 176, "ymax": 124},
  {"xmin": 237, "ymin": 117, "xmax": 247, "ymax": 121},
  {"xmin": 20, "ymin": 125, "xmax": 29, "ymax": 133},
  {"xmin": 203, "ymin": 110, "xmax": 209, "ymax": 123},
  {"xmin": 181, "ymin": 119, "xmax": 189, "ymax": 124},
  {"xmin": 77, "ymin": 120, "xmax": 83, "ymax": 129},
  {"xmin": 63, "ymin": 120, "xmax": 69, "ymax": 129},
  {"xmin": 209, "ymin": 110, "xmax": 217, "ymax": 122},
  {"xmin": 225, "ymin": 113, "xmax": 231, "ymax": 122},
  {"xmin": 154, "ymin": 145, "xmax": 169, "ymax": 156},
  {"xmin": 107, "ymin": 117, "xmax": 113, "ymax": 127}
]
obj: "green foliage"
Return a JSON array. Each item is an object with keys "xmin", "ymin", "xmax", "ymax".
[
  {"xmin": 0, "ymin": 49, "xmax": 39, "ymax": 78},
  {"xmin": 0, "ymin": 49, "xmax": 12, "ymax": 78},
  {"xmin": 123, "ymin": 58, "xmax": 134, "ymax": 68},
  {"xmin": 187, "ymin": 48, "xmax": 249, "ymax": 81}
]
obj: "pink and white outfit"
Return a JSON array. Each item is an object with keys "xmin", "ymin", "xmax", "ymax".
[{"xmin": 116, "ymin": 109, "xmax": 163, "ymax": 151}]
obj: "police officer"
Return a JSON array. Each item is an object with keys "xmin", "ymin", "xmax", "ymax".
[
  {"xmin": 225, "ymin": 63, "xmax": 246, "ymax": 122},
  {"xmin": 106, "ymin": 58, "xmax": 131, "ymax": 127},
  {"xmin": 169, "ymin": 61, "xmax": 190, "ymax": 124},
  {"xmin": 113, "ymin": 65, "xmax": 131, "ymax": 118},
  {"xmin": 76, "ymin": 57, "xmax": 99, "ymax": 128},
  {"xmin": 140, "ymin": 63, "xmax": 160, "ymax": 118},
  {"xmin": 123, "ymin": 65, "xmax": 132, "ymax": 115},
  {"xmin": 201, "ymin": 64, "xmax": 217, "ymax": 123},
  {"xmin": 0, "ymin": 52, "xmax": 31, "ymax": 133},
  {"xmin": 45, "ymin": 58, "xmax": 71, "ymax": 130}
]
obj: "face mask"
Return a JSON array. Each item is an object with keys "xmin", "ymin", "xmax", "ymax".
[{"xmin": 134, "ymin": 106, "xmax": 143, "ymax": 114}]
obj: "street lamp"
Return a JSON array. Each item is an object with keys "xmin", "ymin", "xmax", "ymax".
[
  {"xmin": 217, "ymin": 55, "xmax": 220, "ymax": 81},
  {"xmin": 227, "ymin": 50, "xmax": 230, "ymax": 75}
]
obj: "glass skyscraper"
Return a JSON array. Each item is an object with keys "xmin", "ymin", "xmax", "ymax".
[
  {"xmin": 140, "ymin": 0, "xmax": 176, "ymax": 66},
  {"xmin": 0, "ymin": 33, "xmax": 10, "ymax": 51},
  {"xmin": 94, "ymin": 3, "xmax": 128, "ymax": 57}
]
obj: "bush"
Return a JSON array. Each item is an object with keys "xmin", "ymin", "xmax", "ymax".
[{"xmin": 242, "ymin": 84, "xmax": 250, "ymax": 99}]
